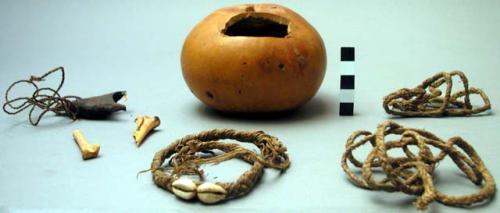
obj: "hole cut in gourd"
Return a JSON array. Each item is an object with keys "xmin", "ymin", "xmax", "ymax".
[{"xmin": 223, "ymin": 13, "xmax": 289, "ymax": 37}]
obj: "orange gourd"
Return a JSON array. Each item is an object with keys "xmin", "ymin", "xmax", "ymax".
[{"xmin": 181, "ymin": 4, "xmax": 327, "ymax": 112}]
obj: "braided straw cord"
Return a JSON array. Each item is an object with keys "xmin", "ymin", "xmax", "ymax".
[
  {"xmin": 3, "ymin": 67, "xmax": 81, "ymax": 125},
  {"xmin": 151, "ymin": 129, "xmax": 290, "ymax": 202},
  {"xmin": 383, "ymin": 71, "xmax": 491, "ymax": 117},
  {"xmin": 341, "ymin": 121, "xmax": 496, "ymax": 210}
]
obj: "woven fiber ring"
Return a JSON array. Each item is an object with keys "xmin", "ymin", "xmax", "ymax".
[
  {"xmin": 383, "ymin": 71, "xmax": 491, "ymax": 117},
  {"xmin": 151, "ymin": 129, "xmax": 290, "ymax": 204},
  {"xmin": 341, "ymin": 120, "xmax": 496, "ymax": 210}
]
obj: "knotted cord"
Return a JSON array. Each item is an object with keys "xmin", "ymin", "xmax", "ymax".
[{"xmin": 3, "ymin": 67, "xmax": 81, "ymax": 125}]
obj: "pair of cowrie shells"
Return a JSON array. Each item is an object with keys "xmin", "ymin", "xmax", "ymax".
[{"xmin": 171, "ymin": 178, "xmax": 227, "ymax": 204}]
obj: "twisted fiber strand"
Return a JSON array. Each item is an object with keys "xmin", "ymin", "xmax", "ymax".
[
  {"xmin": 3, "ymin": 67, "xmax": 81, "ymax": 125},
  {"xmin": 151, "ymin": 129, "xmax": 290, "ymax": 202},
  {"xmin": 341, "ymin": 120, "xmax": 496, "ymax": 210},
  {"xmin": 383, "ymin": 71, "xmax": 491, "ymax": 117}
]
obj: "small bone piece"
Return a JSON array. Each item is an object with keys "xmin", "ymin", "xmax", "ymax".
[
  {"xmin": 172, "ymin": 178, "xmax": 197, "ymax": 200},
  {"xmin": 197, "ymin": 182, "xmax": 227, "ymax": 204},
  {"xmin": 72, "ymin": 129, "xmax": 100, "ymax": 160},
  {"xmin": 134, "ymin": 116, "xmax": 160, "ymax": 146}
]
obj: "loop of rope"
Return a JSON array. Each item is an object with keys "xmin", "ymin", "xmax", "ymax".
[
  {"xmin": 383, "ymin": 71, "xmax": 491, "ymax": 117},
  {"xmin": 341, "ymin": 120, "xmax": 496, "ymax": 210},
  {"xmin": 3, "ymin": 67, "xmax": 81, "ymax": 125},
  {"xmin": 151, "ymin": 129, "xmax": 290, "ymax": 203}
]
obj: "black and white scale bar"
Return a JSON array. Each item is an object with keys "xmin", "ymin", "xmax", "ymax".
[{"xmin": 339, "ymin": 47, "xmax": 355, "ymax": 116}]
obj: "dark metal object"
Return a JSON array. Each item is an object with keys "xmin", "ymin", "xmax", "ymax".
[{"xmin": 72, "ymin": 91, "xmax": 127, "ymax": 119}]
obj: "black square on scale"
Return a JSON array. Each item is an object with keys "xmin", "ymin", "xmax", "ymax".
[
  {"xmin": 340, "ymin": 75, "xmax": 355, "ymax": 89},
  {"xmin": 341, "ymin": 47, "xmax": 355, "ymax": 61},
  {"xmin": 339, "ymin": 102, "xmax": 354, "ymax": 116}
]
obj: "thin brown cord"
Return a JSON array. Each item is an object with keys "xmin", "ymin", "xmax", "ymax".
[
  {"xmin": 341, "ymin": 120, "xmax": 496, "ymax": 210},
  {"xmin": 383, "ymin": 71, "xmax": 491, "ymax": 117},
  {"xmin": 3, "ymin": 67, "xmax": 81, "ymax": 125},
  {"xmin": 151, "ymin": 129, "xmax": 290, "ymax": 203}
]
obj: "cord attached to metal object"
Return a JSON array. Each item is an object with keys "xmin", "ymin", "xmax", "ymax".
[{"xmin": 3, "ymin": 67, "xmax": 127, "ymax": 125}]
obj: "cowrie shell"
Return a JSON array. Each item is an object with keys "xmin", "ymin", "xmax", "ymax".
[
  {"xmin": 172, "ymin": 178, "xmax": 196, "ymax": 200},
  {"xmin": 197, "ymin": 182, "xmax": 227, "ymax": 204}
]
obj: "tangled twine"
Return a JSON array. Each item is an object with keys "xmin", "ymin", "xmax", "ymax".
[
  {"xmin": 3, "ymin": 67, "xmax": 81, "ymax": 125},
  {"xmin": 383, "ymin": 71, "xmax": 491, "ymax": 117},
  {"xmin": 341, "ymin": 120, "xmax": 496, "ymax": 210},
  {"xmin": 151, "ymin": 129, "xmax": 290, "ymax": 203}
]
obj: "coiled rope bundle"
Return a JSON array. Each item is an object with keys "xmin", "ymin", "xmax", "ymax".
[
  {"xmin": 341, "ymin": 121, "xmax": 496, "ymax": 210},
  {"xmin": 383, "ymin": 71, "xmax": 491, "ymax": 117}
]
